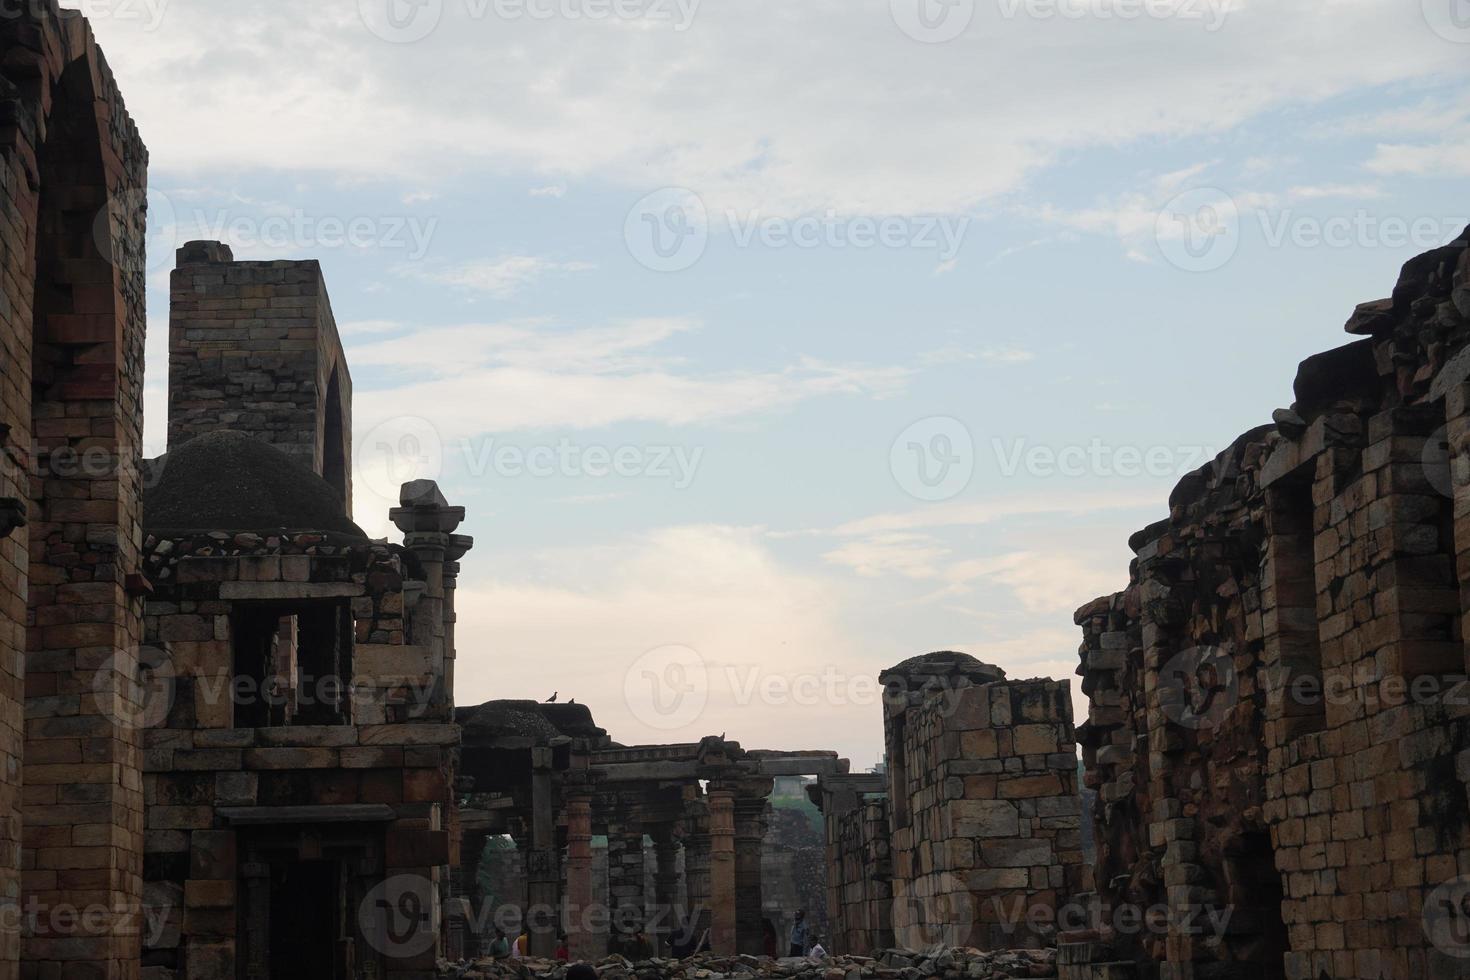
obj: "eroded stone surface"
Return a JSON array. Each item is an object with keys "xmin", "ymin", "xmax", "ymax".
[{"xmin": 1072, "ymin": 228, "xmax": 1470, "ymax": 980}]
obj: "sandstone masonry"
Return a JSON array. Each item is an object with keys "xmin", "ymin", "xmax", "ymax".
[{"xmin": 1070, "ymin": 227, "xmax": 1470, "ymax": 980}]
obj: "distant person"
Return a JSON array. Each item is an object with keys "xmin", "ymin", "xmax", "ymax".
[
  {"xmin": 555, "ymin": 935, "xmax": 570, "ymax": 962},
  {"xmin": 762, "ymin": 919, "xmax": 778, "ymax": 958},
  {"xmin": 488, "ymin": 928, "xmax": 512, "ymax": 960},
  {"xmin": 514, "ymin": 930, "xmax": 528, "ymax": 958},
  {"xmin": 788, "ymin": 910, "xmax": 808, "ymax": 957},
  {"xmin": 808, "ymin": 938, "xmax": 828, "ymax": 961}
]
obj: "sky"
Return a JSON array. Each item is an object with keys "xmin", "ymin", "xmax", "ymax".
[{"xmin": 73, "ymin": 0, "xmax": 1470, "ymax": 768}]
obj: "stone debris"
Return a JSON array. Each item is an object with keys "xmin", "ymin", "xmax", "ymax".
[{"xmin": 440, "ymin": 948, "xmax": 1060, "ymax": 980}]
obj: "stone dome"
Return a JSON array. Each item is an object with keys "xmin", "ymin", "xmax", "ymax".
[
  {"xmin": 143, "ymin": 430, "xmax": 364, "ymax": 536},
  {"xmin": 883, "ymin": 650, "xmax": 1006, "ymax": 682}
]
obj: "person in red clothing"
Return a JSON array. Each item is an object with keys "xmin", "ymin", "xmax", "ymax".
[{"xmin": 555, "ymin": 935, "xmax": 570, "ymax": 962}]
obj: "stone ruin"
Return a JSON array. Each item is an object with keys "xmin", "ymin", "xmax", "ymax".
[
  {"xmin": 1070, "ymin": 227, "xmax": 1470, "ymax": 979},
  {"xmin": 454, "ymin": 697, "xmax": 848, "ymax": 962},
  {"xmin": 9, "ymin": 5, "xmax": 1470, "ymax": 980},
  {"xmin": 3, "ymin": 7, "xmax": 470, "ymax": 975},
  {"xmin": 2, "ymin": 5, "xmax": 149, "ymax": 978},
  {"xmin": 814, "ymin": 652, "xmax": 1087, "ymax": 958}
]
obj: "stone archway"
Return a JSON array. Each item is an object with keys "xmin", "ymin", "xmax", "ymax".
[{"xmin": 0, "ymin": 5, "xmax": 150, "ymax": 977}]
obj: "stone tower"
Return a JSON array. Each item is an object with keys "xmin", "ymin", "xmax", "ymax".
[{"xmin": 167, "ymin": 241, "xmax": 353, "ymax": 511}]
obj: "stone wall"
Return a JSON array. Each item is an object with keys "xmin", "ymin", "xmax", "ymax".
[
  {"xmin": 825, "ymin": 797, "xmax": 892, "ymax": 955},
  {"xmin": 884, "ymin": 655, "xmax": 1086, "ymax": 952},
  {"xmin": 0, "ymin": 4, "xmax": 149, "ymax": 977},
  {"xmin": 168, "ymin": 242, "xmax": 353, "ymax": 509},
  {"xmin": 895, "ymin": 680, "xmax": 1085, "ymax": 951},
  {"xmin": 1072, "ymin": 227, "xmax": 1470, "ymax": 980}
]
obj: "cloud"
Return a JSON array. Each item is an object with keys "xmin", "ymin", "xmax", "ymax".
[
  {"xmin": 822, "ymin": 533, "xmax": 950, "ymax": 580},
  {"xmin": 446, "ymin": 521, "xmax": 1110, "ymax": 761},
  {"xmin": 347, "ymin": 316, "xmax": 911, "ymax": 434},
  {"xmin": 936, "ymin": 550, "xmax": 1120, "ymax": 614},
  {"xmin": 399, "ymin": 256, "xmax": 597, "ymax": 297},
  {"xmin": 344, "ymin": 316, "xmax": 914, "ymax": 530},
  {"xmin": 83, "ymin": 0, "xmax": 1467, "ymax": 218},
  {"xmin": 1365, "ymin": 140, "xmax": 1470, "ymax": 178},
  {"xmin": 917, "ymin": 344, "xmax": 1036, "ymax": 366},
  {"xmin": 828, "ymin": 489, "xmax": 1161, "ymax": 538},
  {"xmin": 1285, "ymin": 183, "xmax": 1385, "ymax": 201},
  {"xmin": 452, "ymin": 525, "xmax": 889, "ymax": 758}
]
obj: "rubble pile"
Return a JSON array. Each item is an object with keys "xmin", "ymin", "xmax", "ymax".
[{"xmin": 440, "ymin": 947, "xmax": 1059, "ymax": 980}]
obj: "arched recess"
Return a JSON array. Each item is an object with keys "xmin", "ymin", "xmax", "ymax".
[
  {"xmin": 22, "ymin": 45, "xmax": 146, "ymax": 977},
  {"xmin": 323, "ymin": 364, "xmax": 348, "ymax": 509}
]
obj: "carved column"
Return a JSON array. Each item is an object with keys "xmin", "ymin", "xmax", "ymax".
[
  {"xmin": 389, "ymin": 480, "xmax": 470, "ymax": 721},
  {"xmin": 566, "ymin": 796, "xmax": 597, "ymax": 961},
  {"xmin": 528, "ymin": 746, "xmax": 561, "ymax": 958},
  {"xmin": 607, "ymin": 822, "xmax": 646, "ymax": 934},
  {"xmin": 443, "ymin": 533, "xmax": 472, "ymax": 709},
  {"xmin": 734, "ymin": 787, "xmax": 771, "ymax": 955},
  {"xmin": 651, "ymin": 828, "xmax": 682, "ymax": 954},
  {"xmin": 683, "ymin": 814, "xmax": 712, "ymax": 945},
  {"xmin": 707, "ymin": 789, "xmax": 737, "ymax": 955}
]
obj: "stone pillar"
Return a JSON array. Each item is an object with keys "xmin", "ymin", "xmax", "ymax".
[
  {"xmin": 566, "ymin": 796, "xmax": 597, "ymax": 961},
  {"xmin": 683, "ymin": 819, "xmax": 711, "ymax": 945},
  {"xmin": 442, "ymin": 534, "xmax": 472, "ymax": 710},
  {"xmin": 707, "ymin": 789, "xmax": 738, "ymax": 955},
  {"xmin": 527, "ymin": 747, "xmax": 561, "ymax": 958},
  {"xmin": 734, "ymin": 790, "xmax": 771, "ymax": 956},
  {"xmin": 651, "ymin": 830, "xmax": 682, "ymax": 954},
  {"xmin": 389, "ymin": 480, "xmax": 470, "ymax": 722},
  {"xmin": 607, "ymin": 824, "xmax": 646, "ymax": 935}
]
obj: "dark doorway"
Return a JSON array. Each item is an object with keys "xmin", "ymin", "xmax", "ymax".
[
  {"xmin": 270, "ymin": 861, "xmax": 341, "ymax": 980},
  {"xmin": 1230, "ymin": 831, "xmax": 1288, "ymax": 980}
]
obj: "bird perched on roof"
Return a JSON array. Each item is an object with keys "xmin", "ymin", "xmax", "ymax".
[{"xmin": 546, "ymin": 693, "xmax": 558, "ymax": 703}]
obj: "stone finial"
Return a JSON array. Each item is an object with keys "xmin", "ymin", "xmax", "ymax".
[
  {"xmin": 390, "ymin": 479, "xmax": 466, "ymax": 536},
  {"xmin": 400, "ymin": 479, "xmax": 448, "ymax": 508},
  {"xmin": 175, "ymin": 240, "xmax": 234, "ymax": 265}
]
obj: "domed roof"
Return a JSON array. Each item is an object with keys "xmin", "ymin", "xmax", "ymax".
[
  {"xmin": 457, "ymin": 700, "xmax": 562, "ymax": 740},
  {"xmin": 538, "ymin": 702, "xmax": 605, "ymax": 738},
  {"xmin": 883, "ymin": 650, "xmax": 1006, "ymax": 682},
  {"xmin": 143, "ymin": 430, "xmax": 364, "ymax": 536}
]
